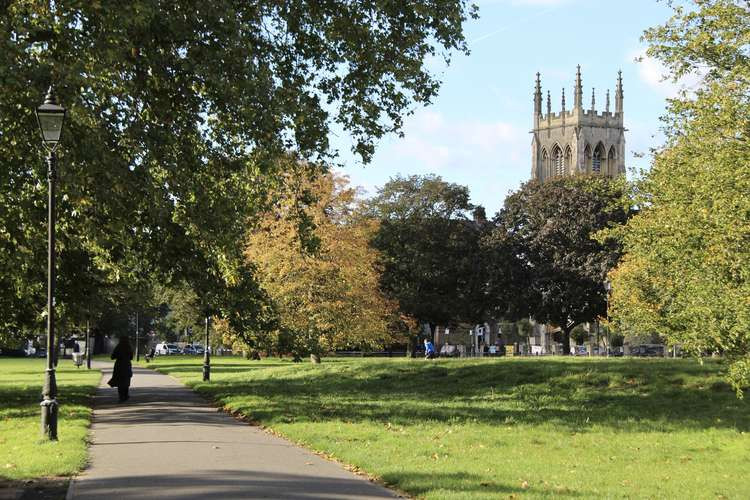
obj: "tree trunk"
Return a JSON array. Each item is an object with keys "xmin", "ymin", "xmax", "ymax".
[
  {"xmin": 406, "ymin": 334, "xmax": 417, "ymax": 358},
  {"xmin": 562, "ymin": 327, "xmax": 572, "ymax": 355},
  {"xmin": 310, "ymin": 353, "xmax": 321, "ymax": 364}
]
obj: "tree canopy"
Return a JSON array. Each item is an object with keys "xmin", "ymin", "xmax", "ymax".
[
  {"xmin": 368, "ymin": 175, "xmax": 488, "ymax": 346},
  {"xmin": 0, "ymin": 2, "xmax": 475, "ymax": 342},
  {"xmin": 486, "ymin": 175, "xmax": 631, "ymax": 354},
  {"xmin": 245, "ymin": 170, "xmax": 401, "ymax": 361},
  {"xmin": 610, "ymin": 0, "xmax": 750, "ymax": 393}
]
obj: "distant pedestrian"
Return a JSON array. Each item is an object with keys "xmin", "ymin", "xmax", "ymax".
[
  {"xmin": 108, "ymin": 336, "xmax": 133, "ymax": 402},
  {"xmin": 424, "ymin": 339, "xmax": 436, "ymax": 360}
]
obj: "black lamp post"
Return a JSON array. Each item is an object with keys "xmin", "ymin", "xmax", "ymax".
[
  {"xmin": 135, "ymin": 312, "xmax": 140, "ymax": 362},
  {"xmin": 203, "ymin": 314, "xmax": 210, "ymax": 382},
  {"xmin": 85, "ymin": 319, "xmax": 91, "ymax": 370},
  {"xmin": 604, "ymin": 280, "xmax": 612, "ymax": 358},
  {"xmin": 36, "ymin": 86, "xmax": 67, "ymax": 441}
]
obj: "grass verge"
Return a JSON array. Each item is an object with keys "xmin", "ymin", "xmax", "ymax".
[
  {"xmin": 148, "ymin": 356, "xmax": 749, "ymax": 499},
  {"xmin": 0, "ymin": 358, "xmax": 101, "ymax": 481}
]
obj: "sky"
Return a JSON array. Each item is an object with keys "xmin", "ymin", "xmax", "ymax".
[{"xmin": 331, "ymin": 0, "xmax": 683, "ymax": 215}]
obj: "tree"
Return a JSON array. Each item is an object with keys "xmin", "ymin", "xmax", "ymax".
[
  {"xmin": 0, "ymin": 2, "xmax": 476, "ymax": 343},
  {"xmin": 515, "ymin": 318, "xmax": 534, "ymax": 351},
  {"xmin": 367, "ymin": 175, "xmax": 488, "ymax": 354},
  {"xmin": 486, "ymin": 175, "xmax": 631, "ymax": 354},
  {"xmin": 246, "ymin": 170, "xmax": 400, "ymax": 361},
  {"xmin": 611, "ymin": 0, "xmax": 750, "ymax": 394}
]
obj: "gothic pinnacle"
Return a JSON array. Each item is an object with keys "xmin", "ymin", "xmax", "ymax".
[
  {"xmin": 546, "ymin": 90, "xmax": 551, "ymax": 115},
  {"xmin": 534, "ymin": 72, "xmax": 543, "ymax": 116},
  {"xmin": 606, "ymin": 89, "xmax": 610, "ymax": 112},
  {"xmin": 591, "ymin": 88, "xmax": 596, "ymax": 111}
]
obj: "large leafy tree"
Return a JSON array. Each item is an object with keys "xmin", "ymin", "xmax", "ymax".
[
  {"xmin": 610, "ymin": 0, "xmax": 750, "ymax": 393},
  {"xmin": 0, "ymin": 2, "xmax": 476, "ymax": 341},
  {"xmin": 368, "ymin": 175, "xmax": 488, "ymax": 352},
  {"xmin": 246, "ymin": 170, "xmax": 400, "ymax": 361},
  {"xmin": 486, "ymin": 175, "xmax": 631, "ymax": 354}
]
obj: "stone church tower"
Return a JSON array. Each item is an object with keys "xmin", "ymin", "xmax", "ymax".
[{"xmin": 531, "ymin": 66, "xmax": 626, "ymax": 181}]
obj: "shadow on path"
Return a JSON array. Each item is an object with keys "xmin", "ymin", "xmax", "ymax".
[
  {"xmin": 72, "ymin": 469, "xmax": 397, "ymax": 499},
  {"xmin": 71, "ymin": 363, "xmax": 397, "ymax": 499}
]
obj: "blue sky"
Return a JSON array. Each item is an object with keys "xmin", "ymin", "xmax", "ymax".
[{"xmin": 332, "ymin": 0, "xmax": 682, "ymax": 215}]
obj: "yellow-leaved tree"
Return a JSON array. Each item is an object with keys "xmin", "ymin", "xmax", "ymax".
[{"xmin": 246, "ymin": 169, "xmax": 404, "ymax": 362}]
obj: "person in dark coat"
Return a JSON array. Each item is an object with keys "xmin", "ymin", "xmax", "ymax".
[{"xmin": 108, "ymin": 336, "xmax": 133, "ymax": 402}]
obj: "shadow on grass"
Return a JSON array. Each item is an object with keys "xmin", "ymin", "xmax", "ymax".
[
  {"xmin": 0, "ymin": 383, "xmax": 97, "ymax": 420},
  {"xmin": 167, "ymin": 358, "xmax": 749, "ymax": 433},
  {"xmin": 380, "ymin": 471, "xmax": 587, "ymax": 498},
  {"xmin": 150, "ymin": 362, "xmax": 289, "ymax": 375}
]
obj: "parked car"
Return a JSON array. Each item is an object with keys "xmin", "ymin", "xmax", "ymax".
[
  {"xmin": 631, "ymin": 344, "xmax": 665, "ymax": 357},
  {"xmin": 571, "ymin": 345, "xmax": 588, "ymax": 356},
  {"xmin": 192, "ymin": 344, "xmax": 205, "ymax": 355},
  {"xmin": 154, "ymin": 343, "xmax": 180, "ymax": 355},
  {"xmin": 181, "ymin": 345, "xmax": 197, "ymax": 355}
]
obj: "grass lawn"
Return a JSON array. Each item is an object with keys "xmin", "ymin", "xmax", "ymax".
[
  {"xmin": 0, "ymin": 358, "xmax": 101, "ymax": 481},
  {"xmin": 148, "ymin": 356, "xmax": 749, "ymax": 499}
]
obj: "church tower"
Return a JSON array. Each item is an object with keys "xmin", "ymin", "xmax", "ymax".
[{"xmin": 531, "ymin": 66, "xmax": 626, "ymax": 181}]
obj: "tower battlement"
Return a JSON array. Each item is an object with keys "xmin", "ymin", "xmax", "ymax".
[{"xmin": 531, "ymin": 66, "xmax": 626, "ymax": 181}]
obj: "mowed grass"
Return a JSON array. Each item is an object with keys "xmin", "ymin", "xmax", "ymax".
[
  {"xmin": 149, "ymin": 356, "xmax": 750, "ymax": 499},
  {"xmin": 0, "ymin": 358, "xmax": 101, "ymax": 480}
]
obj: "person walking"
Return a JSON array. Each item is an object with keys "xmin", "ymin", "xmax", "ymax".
[
  {"xmin": 424, "ymin": 338, "xmax": 436, "ymax": 360},
  {"xmin": 108, "ymin": 336, "xmax": 133, "ymax": 402}
]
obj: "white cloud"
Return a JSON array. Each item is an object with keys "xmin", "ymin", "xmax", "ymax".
[
  {"xmin": 630, "ymin": 49, "xmax": 703, "ymax": 98},
  {"xmin": 339, "ymin": 107, "xmax": 530, "ymax": 213},
  {"xmin": 392, "ymin": 109, "xmax": 526, "ymax": 171}
]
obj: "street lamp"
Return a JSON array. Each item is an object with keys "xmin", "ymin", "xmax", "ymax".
[
  {"xmin": 36, "ymin": 86, "xmax": 67, "ymax": 441},
  {"xmin": 203, "ymin": 314, "xmax": 211, "ymax": 382},
  {"xmin": 135, "ymin": 312, "xmax": 140, "ymax": 362},
  {"xmin": 85, "ymin": 319, "xmax": 91, "ymax": 370},
  {"xmin": 604, "ymin": 280, "xmax": 612, "ymax": 358}
]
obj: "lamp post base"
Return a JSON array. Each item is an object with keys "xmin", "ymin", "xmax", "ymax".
[
  {"xmin": 41, "ymin": 364, "xmax": 58, "ymax": 440},
  {"xmin": 202, "ymin": 361, "xmax": 210, "ymax": 382},
  {"xmin": 40, "ymin": 398, "xmax": 58, "ymax": 440}
]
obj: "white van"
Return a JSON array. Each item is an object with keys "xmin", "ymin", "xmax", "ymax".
[{"xmin": 154, "ymin": 343, "xmax": 180, "ymax": 355}]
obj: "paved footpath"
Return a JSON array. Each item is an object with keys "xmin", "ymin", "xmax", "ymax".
[{"xmin": 69, "ymin": 362, "xmax": 398, "ymax": 499}]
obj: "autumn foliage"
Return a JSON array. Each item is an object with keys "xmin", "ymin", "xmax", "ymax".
[{"xmin": 245, "ymin": 170, "xmax": 403, "ymax": 360}]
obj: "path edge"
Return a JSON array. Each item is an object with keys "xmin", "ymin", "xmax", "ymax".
[
  {"xmin": 65, "ymin": 364, "xmax": 108, "ymax": 500},
  {"xmin": 142, "ymin": 362, "xmax": 409, "ymax": 499}
]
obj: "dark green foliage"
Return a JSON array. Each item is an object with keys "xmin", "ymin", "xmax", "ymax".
[
  {"xmin": 0, "ymin": 2, "xmax": 474, "ymax": 341},
  {"xmin": 485, "ymin": 175, "xmax": 632, "ymax": 354},
  {"xmin": 368, "ymin": 175, "xmax": 490, "ymax": 342}
]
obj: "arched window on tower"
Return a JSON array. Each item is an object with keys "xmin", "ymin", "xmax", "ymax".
[
  {"xmin": 584, "ymin": 144, "xmax": 592, "ymax": 172},
  {"xmin": 552, "ymin": 145, "xmax": 563, "ymax": 177},
  {"xmin": 592, "ymin": 143, "xmax": 605, "ymax": 173},
  {"xmin": 541, "ymin": 149, "xmax": 548, "ymax": 179},
  {"xmin": 607, "ymin": 146, "xmax": 616, "ymax": 175},
  {"xmin": 564, "ymin": 146, "xmax": 572, "ymax": 173}
]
